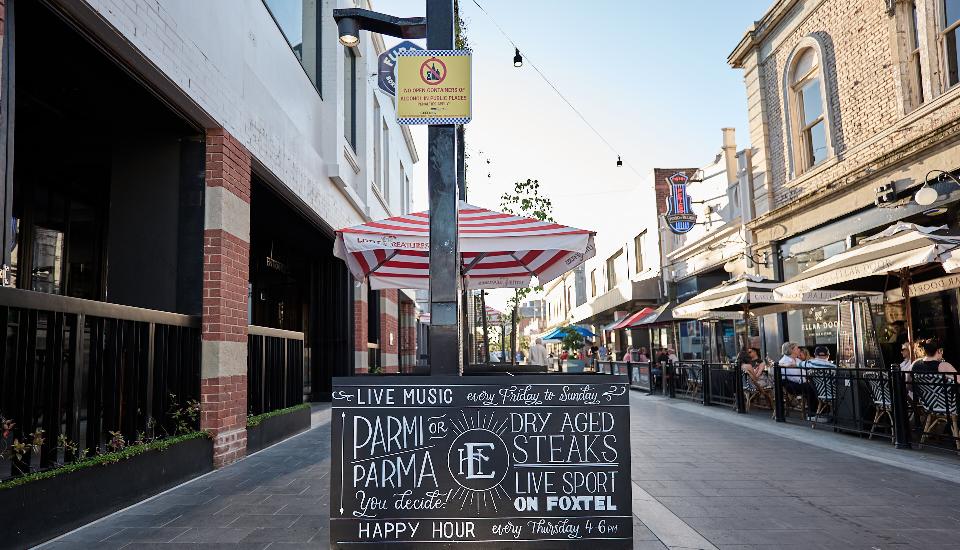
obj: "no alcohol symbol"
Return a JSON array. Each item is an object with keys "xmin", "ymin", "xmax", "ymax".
[{"xmin": 420, "ymin": 57, "xmax": 447, "ymax": 85}]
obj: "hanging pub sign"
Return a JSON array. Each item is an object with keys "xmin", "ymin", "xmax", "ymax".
[
  {"xmin": 664, "ymin": 172, "xmax": 697, "ymax": 234},
  {"xmin": 396, "ymin": 49, "xmax": 472, "ymax": 125},
  {"xmin": 330, "ymin": 375, "xmax": 633, "ymax": 548},
  {"xmin": 378, "ymin": 40, "xmax": 425, "ymax": 97}
]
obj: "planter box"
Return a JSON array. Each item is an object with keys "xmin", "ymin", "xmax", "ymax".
[
  {"xmin": 563, "ymin": 359, "xmax": 587, "ymax": 373},
  {"xmin": 246, "ymin": 406, "xmax": 312, "ymax": 454},
  {"xmin": 2, "ymin": 435, "xmax": 212, "ymax": 549}
]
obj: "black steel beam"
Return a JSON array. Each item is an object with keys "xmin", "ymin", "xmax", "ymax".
[{"xmin": 426, "ymin": 0, "xmax": 460, "ymax": 375}]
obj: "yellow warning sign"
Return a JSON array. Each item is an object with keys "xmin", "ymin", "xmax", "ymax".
[{"xmin": 396, "ymin": 49, "xmax": 472, "ymax": 125}]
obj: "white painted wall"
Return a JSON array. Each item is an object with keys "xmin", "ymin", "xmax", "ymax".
[{"xmin": 80, "ymin": 0, "xmax": 417, "ymax": 230}]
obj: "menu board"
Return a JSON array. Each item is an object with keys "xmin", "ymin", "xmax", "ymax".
[{"xmin": 330, "ymin": 375, "xmax": 633, "ymax": 548}]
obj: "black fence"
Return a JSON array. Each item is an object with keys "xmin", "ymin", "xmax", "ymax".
[
  {"xmin": 247, "ymin": 326, "xmax": 305, "ymax": 416},
  {"xmin": 0, "ymin": 288, "xmax": 201, "ymax": 479},
  {"xmin": 600, "ymin": 357, "xmax": 960, "ymax": 455}
]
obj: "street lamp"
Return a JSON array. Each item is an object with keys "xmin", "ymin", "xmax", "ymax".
[
  {"xmin": 333, "ymin": 9, "xmax": 427, "ymax": 46},
  {"xmin": 334, "ymin": 2, "xmax": 461, "ymax": 376},
  {"xmin": 914, "ymin": 169, "xmax": 960, "ymax": 206},
  {"xmin": 616, "ymin": 155, "xmax": 623, "ymax": 167},
  {"xmin": 513, "ymin": 48, "xmax": 523, "ymax": 67}
]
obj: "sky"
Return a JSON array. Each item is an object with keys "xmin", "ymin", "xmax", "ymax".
[{"xmin": 374, "ymin": 0, "xmax": 772, "ymax": 309}]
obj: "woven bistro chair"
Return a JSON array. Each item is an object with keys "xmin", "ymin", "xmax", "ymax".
[
  {"xmin": 912, "ymin": 373, "xmax": 960, "ymax": 451},
  {"xmin": 864, "ymin": 371, "xmax": 894, "ymax": 441},
  {"xmin": 685, "ymin": 364, "xmax": 703, "ymax": 396},
  {"xmin": 809, "ymin": 368, "xmax": 836, "ymax": 419}
]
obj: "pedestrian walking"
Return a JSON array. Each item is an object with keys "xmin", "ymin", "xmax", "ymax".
[{"xmin": 528, "ymin": 338, "xmax": 548, "ymax": 366}]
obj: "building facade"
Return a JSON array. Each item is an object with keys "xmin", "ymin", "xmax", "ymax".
[
  {"xmin": 0, "ymin": 0, "xmax": 418, "ymax": 470},
  {"xmin": 729, "ymin": 0, "xmax": 960, "ymax": 363}
]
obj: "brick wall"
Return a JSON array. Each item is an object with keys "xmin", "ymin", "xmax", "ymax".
[
  {"xmin": 353, "ymin": 282, "xmax": 368, "ymax": 374},
  {"xmin": 733, "ymin": 0, "xmax": 960, "ymax": 243},
  {"xmin": 380, "ymin": 289, "xmax": 399, "ymax": 373},
  {"xmin": 653, "ymin": 168, "xmax": 698, "ymax": 215},
  {"xmin": 201, "ymin": 127, "xmax": 251, "ymax": 468},
  {"xmin": 399, "ymin": 299, "xmax": 417, "ymax": 369}
]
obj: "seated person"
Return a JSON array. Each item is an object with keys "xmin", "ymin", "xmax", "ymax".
[
  {"xmin": 911, "ymin": 338, "xmax": 958, "ymax": 376},
  {"xmin": 740, "ymin": 347, "xmax": 772, "ymax": 388},
  {"xmin": 805, "ymin": 346, "xmax": 836, "ymax": 368},
  {"xmin": 780, "ymin": 341, "xmax": 825, "ymax": 422}
]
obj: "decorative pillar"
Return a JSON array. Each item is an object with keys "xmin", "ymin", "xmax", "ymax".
[
  {"xmin": 381, "ymin": 289, "xmax": 399, "ymax": 373},
  {"xmin": 354, "ymin": 280, "xmax": 368, "ymax": 373},
  {"xmin": 201, "ymin": 127, "xmax": 251, "ymax": 467}
]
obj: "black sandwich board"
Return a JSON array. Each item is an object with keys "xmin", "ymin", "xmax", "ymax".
[{"xmin": 331, "ymin": 374, "xmax": 632, "ymax": 548}]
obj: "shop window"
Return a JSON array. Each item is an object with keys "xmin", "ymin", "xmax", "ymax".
[
  {"xmin": 343, "ymin": 47, "xmax": 357, "ymax": 150},
  {"xmin": 781, "ymin": 240, "xmax": 846, "ymax": 280},
  {"xmin": 943, "ymin": 0, "xmax": 960, "ymax": 87},
  {"xmin": 787, "ymin": 47, "xmax": 830, "ymax": 175},
  {"xmin": 263, "ymin": 0, "xmax": 322, "ymax": 95}
]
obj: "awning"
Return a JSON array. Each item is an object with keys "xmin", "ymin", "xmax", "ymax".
[
  {"xmin": 674, "ymin": 275, "xmax": 845, "ymax": 319},
  {"xmin": 334, "ymin": 200, "xmax": 596, "ymax": 290},
  {"xmin": 541, "ymin": 325, "xmax": 597, "ymax": 341},
  {"xmin": 628, "ymin": 303, "xmax": 676, "ymax": 327},
  {"xmin": 608, "ymin": 307, "xmax": 655, "ymax": 331},
  {"xmin": 774, "ymin": 223, "xmax": 960, "ymax": 298}
]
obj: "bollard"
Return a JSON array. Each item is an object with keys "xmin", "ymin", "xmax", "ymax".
[
  {"xmin": 702, "ymin": 363, "xmax": 712, "ymax": 406},
  {"xmin": 890, "ymin": 366, "xmax": 912, "ymax": 449}
]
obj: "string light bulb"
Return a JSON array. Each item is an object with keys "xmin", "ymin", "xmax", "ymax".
[
  {"xmin": 616, "ymin": 156, "xmax": 623, "ymax": 167},
  {"xmin": 513, "ymin": 48, "xmax": 523, "ymax": 68}
]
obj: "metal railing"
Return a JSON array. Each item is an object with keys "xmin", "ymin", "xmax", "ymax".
[
  {"xmin": 247, "ymin": 325, "xmax": 305, "ymax": 416},
  {"xmin": 0, "ymin": 288, "xmax": 201, "ymax": 479}
]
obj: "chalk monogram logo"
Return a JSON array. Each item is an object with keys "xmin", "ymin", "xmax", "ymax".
[{"xmin": 448, "ymin": 429, "xmax": 508, "ymax": 492}]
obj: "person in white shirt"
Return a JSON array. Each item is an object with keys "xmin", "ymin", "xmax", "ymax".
[
  {"xmin": 779, "ymin": 341, "xmax": 822, "ymax": 421},
  {"xmin": 528, "ymin": 338, "xmax": 549, "ymax": 367},
  {"xmin": 898, "ymin": 342, "xmax": 913, "ymax": 371}
]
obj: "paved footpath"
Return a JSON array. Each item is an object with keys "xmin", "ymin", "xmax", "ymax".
[{"xmin": 41, "ymin": 394, "xmax": 960, "ymax": 549}]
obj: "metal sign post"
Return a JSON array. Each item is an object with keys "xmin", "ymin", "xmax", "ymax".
[{"xmin": 425, "ymin": 0, "xmax": 460, "ymax": 375}]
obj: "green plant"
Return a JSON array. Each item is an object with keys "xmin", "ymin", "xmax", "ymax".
[
  {"xmin": 246, "ymin": 403, "xmax": 310, "ymax": 428},
  {"xmin": 168, "ymin": 393, "xmax": 201, "ymax": 435},
  {"xmin": 107, "ymin": 431, "xmax": 126, "ymax": 452},
  {"xmin": 0, "ymin": 431, "xmax": 208, "ymax": 491},
  {"xmin": 559, "ymin": 326, "xmax": 585, "ymax": 353}
]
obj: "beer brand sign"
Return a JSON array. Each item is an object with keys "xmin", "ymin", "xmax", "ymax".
[
  {"xmin": 331, "ymin": 376, "xmax": 633, "ymax": 548},
  {"xmin": 664, "ymin": 172, "xmax": 696, "ymax": 234}
]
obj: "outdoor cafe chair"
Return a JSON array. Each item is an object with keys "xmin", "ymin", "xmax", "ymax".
[
  {"xmin": 864, "ymin": 371, "xmax": 894, "ymax": 442},
  {"xmin": 685, "ymin": 364, "xmax": 703, "ymax": 396},
  {"xmin": 741, "ymin": 369, "xmax": 773, "ymax": 413},
  {"xmin": 912, "ymin": 373, "xmax": 960, "ymax": 451},
  {"xmin": 809, "ymin": 368, "xmax": 836, "ymax": 420}
]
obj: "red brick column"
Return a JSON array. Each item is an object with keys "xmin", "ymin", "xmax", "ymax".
[
  {"xmin": 201, "ymin": 128, "xmax": 251, "ymax": 468},
  {"xmin": 399, "ymin": 299, "xmax": 417, "ymax": 370},
  {"xmin": 354, "ymin": 282, "xmax": 368, "ymax": 374},
  {"xmin": 380, "ymin": 290, "xmax": 399, "ymax": 373}
]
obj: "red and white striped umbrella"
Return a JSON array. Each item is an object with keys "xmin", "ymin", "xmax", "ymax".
[{"xmin": 333, "ymin": 201, "xmax": 596, "ymax": 290}]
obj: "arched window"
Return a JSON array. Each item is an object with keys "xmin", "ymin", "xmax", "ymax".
[{"xmin": 788, "ymin": 47, "xmax": 829, "ymax": 174}]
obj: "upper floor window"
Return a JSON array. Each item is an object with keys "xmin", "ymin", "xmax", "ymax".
[
  {"xmin": 788, "ymin": 47, "xmax": 828, "ymax": 175},
  {"xmin": 382, "ymin": 121, "xmax": 390, "ymax": 201},
  {"xmin": 944, "ymin": 0, "xmax": 960, "ymax": 86},
  {"xmin": 633, "ymin": 231, "xmax": 646, "ymax": 274},
  {"xmin": 606, "ymin": 250, "xmax": 624, "ymax": 290},
  {"xmin": 910, "ymin": 2, "xmax": 925, "ymax": 103},
  {"xmin": 590, "ymin": 269, "xmax": 597, "ymax": 297},
  {"xmin": 263, "ymin": 0, "xmax": 321, "ymax": 95},
  {"xmin": 343, "ymin": 47, "xmax": 357, "ymax": 150}
]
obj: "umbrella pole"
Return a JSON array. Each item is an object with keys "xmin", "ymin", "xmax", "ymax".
[
  {"xmin": 742, "ymin": 304, "xmax": 751, "ymax": 352},
  {"xmin": 901, "ymin": 268, "xmax": 915, "ymax": 362}
]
